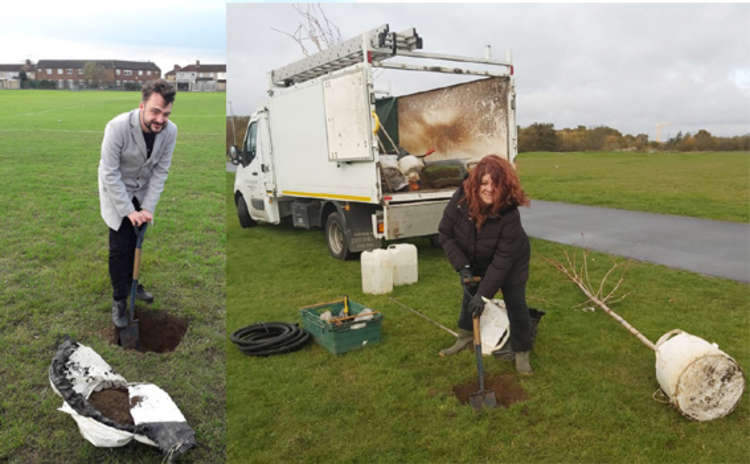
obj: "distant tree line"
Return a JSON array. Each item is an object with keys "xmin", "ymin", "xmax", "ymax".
[{"xmin": 518, "ymin": 123, "xmax": 750, "ymax": 152}]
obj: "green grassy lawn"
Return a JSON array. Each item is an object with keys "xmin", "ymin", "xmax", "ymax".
[
  {"xmin": 0, "ymin": 90, "xmax": 226, "ymax": 463},
  {"xmin": 226, "ymin": 159, "xmax": 748, "ymax": 462},
  {"xmin": 517, "ymin": 151, "xmax": 750, "ymax": 223}
]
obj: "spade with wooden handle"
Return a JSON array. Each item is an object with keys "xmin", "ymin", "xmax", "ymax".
[
  {"xmin": 468, "ymin": 314, "xmax": 498, "ymax": 411},
  {"xmin": 118, "ymin": 223, "xmax": 147, "ymax": 350}
]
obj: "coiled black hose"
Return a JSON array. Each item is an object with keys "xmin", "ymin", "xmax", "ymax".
[{"xmin": 230, "ymin": 322, "xmax": 311, "ymax": 356}]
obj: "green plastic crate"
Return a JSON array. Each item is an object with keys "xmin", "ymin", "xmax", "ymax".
[{"xmin": 300, "ymin": 299, "xmax": 383, "ymax": 355}]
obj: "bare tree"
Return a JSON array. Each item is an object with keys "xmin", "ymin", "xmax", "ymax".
[
  {"xmin": 546, "ymin": 250, "xmax": 657, "ymax": 351},
  {"xmin": 83, "ymin": 62, "xmax": 108, "ymax": 89},
  {"xmin": 272, "ymin": 3, "xmax": 342, "ymax": 56}
]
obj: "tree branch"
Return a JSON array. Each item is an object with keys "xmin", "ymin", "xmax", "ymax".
[
  {"xmin": 276, "ymin": 3, "xmax": 342, "ymax": 56},
  {"xmin": 545, "ymin": 253, "xmax": 655, "ymax": 351}
]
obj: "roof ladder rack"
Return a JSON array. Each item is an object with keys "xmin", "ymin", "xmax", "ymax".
[{"xmin": 270, "ymin": 24, "xmax": 422, "ymax": 87}]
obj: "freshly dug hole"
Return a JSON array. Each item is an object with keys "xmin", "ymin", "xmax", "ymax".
[
  {"xmin": 88, "ymin": 387, "xmax": 133, "ymax": 425},
  {"xmin": 453, "ymin": 374, "xmax": 528, "ymax": 407},
  {"xmin": 109, "ymin": 306, "xmax": 188, "ymax": 353}
]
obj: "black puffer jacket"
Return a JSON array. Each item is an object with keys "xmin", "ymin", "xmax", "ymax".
[{"xmin": 438, "ymin": 185, "xmax": 530, "ymax": 299}]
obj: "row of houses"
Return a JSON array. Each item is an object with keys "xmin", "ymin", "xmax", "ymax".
[
  {"xmin": 0, "ymin": 59, "xmax": 225, "ymax": 91},
  {"xmin": 0, "ymin": 60, "xmax": 36, "ymax": 89},
  {"xmin": 166, "ymin": 61, "xmax": 226, "ymax": 92}
]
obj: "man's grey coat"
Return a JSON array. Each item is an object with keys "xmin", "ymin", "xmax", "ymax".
[{"xmin": 98, "ymin": 108, "xmax": 177, "ymax": 230}]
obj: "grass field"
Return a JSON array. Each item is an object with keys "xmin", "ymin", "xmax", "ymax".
[
  {"xmin": 226, "ymin": 150, "xmax": 749, "ymax": 462},
  {"xmin": 0, "ymin": 90, "xmax": 226, "ymax": 463},
  {"xmin": 5, "ymin": 86, "xmax": 746, "ymax": 463},
  {"xmin": 517, "ymin": 151, "xmax": 750, "ymax": 223}
]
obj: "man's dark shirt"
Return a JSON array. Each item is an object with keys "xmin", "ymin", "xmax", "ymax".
[{"xmin": 143, "ymin": 131, "xmax": 156, "ymax": 159}]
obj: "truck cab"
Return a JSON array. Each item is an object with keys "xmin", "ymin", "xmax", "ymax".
[{"xmin": 232, "ymin": 109, "xmax": 281, "ymax": 226}]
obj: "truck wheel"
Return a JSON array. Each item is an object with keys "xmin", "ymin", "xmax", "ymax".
[
  {"xmin": 235, "ymin": 192, "xmax": 256, "ymax": 228},
  {"xmin": 325, "ymin": 212, "xmax": 352, "ymax": 260}
]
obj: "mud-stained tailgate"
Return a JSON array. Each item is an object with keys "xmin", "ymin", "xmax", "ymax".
[
  {"xmin": 397, "ymin": 76, "xmax": 510, "ymax": 161},
  {"xmin": 385, "ymin": 200, "xmax": 449, "ymax": 239}
]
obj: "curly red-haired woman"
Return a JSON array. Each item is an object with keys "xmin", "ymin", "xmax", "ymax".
[{"xmin": 437, "ymin": 154, "xmax": 534, "ymax": 374}]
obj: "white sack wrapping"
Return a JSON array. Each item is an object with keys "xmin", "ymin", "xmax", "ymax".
[
  {"xmin": 479, "ymin": 298, "xmax": 511, "ymax": 356},
  {"xmin": 48, "ymin": 338, "xmax": 195, "ymax": 456},
  {"xmin": 655, "ymin": 329, "xmax": 745, "ymax": 421},
  {"xmin": 58, "ymin": 400, "xmax": 141, "ymax": 448}
]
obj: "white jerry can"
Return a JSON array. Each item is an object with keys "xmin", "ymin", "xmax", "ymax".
[
  {"xmin": 655, "ymin": 329, "xmax": 745, "ymax": 421},
  {"xmin": 387, "ymin": 243, "xmax": 418, "ymax": 286},
  {"xmin": 361, "ymin": 248, "xmax": 393, "ymax": 294}
]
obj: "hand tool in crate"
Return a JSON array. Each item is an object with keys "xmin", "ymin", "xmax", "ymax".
[{"xmin": 300, "ymin": 297, "xmax": 383, "ymax": 355}]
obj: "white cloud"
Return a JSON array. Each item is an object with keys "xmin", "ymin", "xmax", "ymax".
[
  {"xmin": 0, "ymin": 1, "xmax": 226, "ymax": 74},
  {"xmin": 227, "ymin": 2, "xmax": 749, "ymax": 138},
  {"xmin": 1, "ymin": 33, "xmax": 224, "ymax": 76},
  {"xmin": 4, "ymin": 0, "xmax": 224, "ymax": 19},
  {"xmin": 3, "ymin": 1, "xmax": 748, "ymax": 139},
  {"xmin": 731, "ymin": 69, "xmax": 750, "ymax": 98}
]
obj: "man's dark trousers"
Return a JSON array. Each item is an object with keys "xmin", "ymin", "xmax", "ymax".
[{"xmin": 108, "ymin": 198, "xmax": 141, "ymax": 301}]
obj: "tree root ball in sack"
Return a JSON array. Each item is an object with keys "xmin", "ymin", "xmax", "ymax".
[
  {"xmin": 107, "ymin": 307, "xmax": 188, "ymax": 353},
  {"xmin": 88, "ymin": 388, "xmax": 135, "ymax": 425},
  {"xmin": 49, "ymin": 338, "xmax": 197, "ymax": 455},
  {"xmin": 453, "ymin": 374, "xmax": 529, "ymax": 407}
]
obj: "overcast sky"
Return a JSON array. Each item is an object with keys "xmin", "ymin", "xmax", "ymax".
[
  {"xmin": 227, "ymin": 2, "xmax": 749, "ymax": 140},
  {"xmin": 2, "ymin": 2, "xmax": 748, "ymax": 140},
  {"xmin": 0, "ymin": 0, "xmax": 226, "ymax": 76}
]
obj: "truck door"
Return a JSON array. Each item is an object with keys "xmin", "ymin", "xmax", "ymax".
[
  {"xmin": 258, "ymin": 111, "xmax": 277, "ymax": 196},
  {"xmin": 239, "ymin": 112, "xmax": 280, "ymax": 224}
]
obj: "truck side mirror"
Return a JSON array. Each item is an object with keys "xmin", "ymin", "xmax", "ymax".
[
  {"xmin": 228, "ymin": 145, "xmax": 255, "ymax": 168},
  {"xmin": 229, "ymin": 145, "xmax": 241, "ymax": 166}
]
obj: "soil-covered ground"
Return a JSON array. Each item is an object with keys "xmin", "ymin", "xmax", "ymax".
[
  {"xmin": 108, "ymin": 306, "xmax": 188, "ymax": 353},
  {"xmin": 453, "ymin": 374, "xmax": 529, "ymax": 408}
]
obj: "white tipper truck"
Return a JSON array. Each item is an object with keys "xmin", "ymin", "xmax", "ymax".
[{"xmin": 230, "ymin": 25, "xmax": 517, "ymax": 259}]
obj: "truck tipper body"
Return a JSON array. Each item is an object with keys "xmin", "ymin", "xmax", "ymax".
[{"xmin": 230, "ymin": 25, "xmax": 517, "ymax": 259}]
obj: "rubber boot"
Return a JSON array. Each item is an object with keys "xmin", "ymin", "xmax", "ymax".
[
  {"xmin": 112, "ymin": 299, "xmax": 127, "ymax": 328},
  {"xmin": 515, "ymin": 351, "xmax": 533, "ymax": 376},
  {"xmin": 438, "ymin": 329, "xmax": 473, "ymax": 357}
]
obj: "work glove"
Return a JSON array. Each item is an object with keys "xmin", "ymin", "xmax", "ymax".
[{"xmin": 469, "ymin": 293, "xmax": 485, "ymax": 318}]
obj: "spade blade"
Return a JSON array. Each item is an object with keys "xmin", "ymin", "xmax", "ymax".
[
  {"xmin": 469, "ymin": 390, "xmax": 497, "ymax": 411},
  {"xmin": 118, "ymin": 319, "xmax": 139, "ymax": 350}
]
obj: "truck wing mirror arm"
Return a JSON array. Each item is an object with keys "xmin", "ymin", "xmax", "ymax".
[{"xmin": 229, "ymin": 145, "xmax": 255, "ymax": 168}]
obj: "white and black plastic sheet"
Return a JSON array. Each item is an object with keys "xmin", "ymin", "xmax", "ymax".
[{"xmin": 48, "ymin": 338, "xmax": 195, "ymax": 457}]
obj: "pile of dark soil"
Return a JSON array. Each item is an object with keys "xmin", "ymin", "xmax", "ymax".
[
  {"xmin": 421, "ymin": 163, "xmax": 465, "ymax": 189},
  {"xmin": 88, "ymin": 388, "xmax": 134, "ymax": 425},
  {"xmin": 453, "ymin": 374, "xmax": 529, "ymax": 407},
  {"xmin": 108, "ymin": 306, "xmax": 188, "ymax": 353}
]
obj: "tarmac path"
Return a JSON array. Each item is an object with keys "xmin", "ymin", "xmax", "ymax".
[
  {"xmin": 521, "ymin": 200, "xmax": 750, "ymax": 283},
  {"xmin": 228, "ymin": 159, "xmax": 748, "ymax": 282}
]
